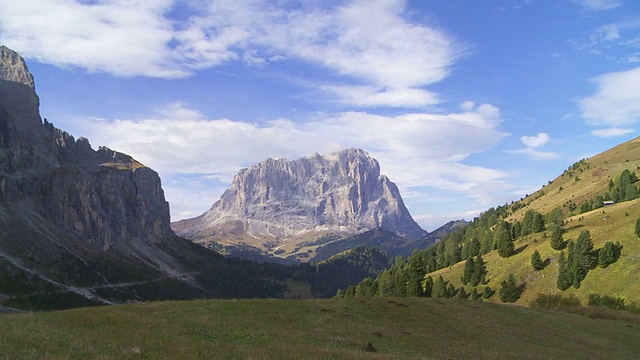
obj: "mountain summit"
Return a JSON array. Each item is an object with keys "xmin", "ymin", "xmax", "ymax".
[
  {"xmin": 0, "ymin": 45, "xmax": 34, "ymax": 88},
  {"xmin": 173, "ymin": 149, "xmax": 426, "ymax": 260}
]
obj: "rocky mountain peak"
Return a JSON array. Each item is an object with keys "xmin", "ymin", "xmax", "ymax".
[
  {"xmin": 0, "ymin": 45, "xmax": 35, "ymax": 88},
  {"xmin": 0, "ymin": 46, "xmax": 179, "ymax": 287},
  {"xmin": 173, "ymin": 149, "xmax": 427, "ymax": 258}
]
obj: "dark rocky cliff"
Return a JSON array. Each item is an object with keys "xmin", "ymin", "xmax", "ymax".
[
  {"xmin": 0, "ymin": 45, "xmax": 172, "ymax": 253},
  {"xmin": 0, "ymin": 46, "xmax": 238, "ymax": 308}
]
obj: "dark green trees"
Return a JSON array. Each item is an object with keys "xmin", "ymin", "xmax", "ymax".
[
  {"xmin": 521, "ymin": 209, "xmax": 545, "ymax": 236},
  {"xmin": 462, "ymin": 255, "xmax": 486, "ymax": 286},
  {"xmin": 462, "ymin": 257, "xmax": 475, "ymax": 285},
  {"xmin": 608, "ymin": 169, "xmax": 639, "ymax": 202},
  {"xmin": 471, "ymin": 255, "xmax": 486, "ymax": 286},
  {"xmin": 433, "ymin": 275, "xmax": 448, "ymax": 298},
  {"xmin": 531, "ymin": 250, "xmax": 544, "ymax": 270},
  {"xmin": 550, "ymin": 225, "xmax": 565, "ymax": 250},
  {"xmin": 482, "ymin": 286, "xmax": 494, "ymax": 299},
  {"xmin": 499, "ymin": 274, "xmax": 521, "ymax": 303},
  {"xmin": 556, "ymin": 230, "xmax": 623, "ymax": 290},
  {"xmin": 556, "ymin": 230, "xmax": 597, "ymax": 290},
  {"xmin": 495, "ymin": 221, "xmax": 515, "ymax": 258},
  {"xmin": 597, "ymin": 241, "xmax": 622, "ymax": 268},
  {"xmin": 573, "ymin": 230, "xmax": 596, "ymax": 273},
  {"xmin": 556, "ymin": 252, "xmax": 571, "ymax": 291},
  {"xmin": 636, "ymin": 217, "xmax": 640, "ymax": 238}
]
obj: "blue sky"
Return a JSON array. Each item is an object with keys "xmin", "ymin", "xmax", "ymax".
[{"xmin": 1, "ymin": 0, "xmax": 639, "ymax": 231}]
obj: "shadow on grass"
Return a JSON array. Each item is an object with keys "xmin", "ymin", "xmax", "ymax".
[{"xmin": 513, "ymin": 244, "xmax": 529, "ymax": 256}]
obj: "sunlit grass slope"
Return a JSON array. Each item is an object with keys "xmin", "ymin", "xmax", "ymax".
[
  {"xmin": 430, "ymin": 137, "xmax": 640, "ymax": 306},
  {"xmin": 1, "ymin": 297, "xmax": 639, "ymax": 359},
  {"xmin": 510, "ymin": 136, "xmax": 640, "ymax": 221}
]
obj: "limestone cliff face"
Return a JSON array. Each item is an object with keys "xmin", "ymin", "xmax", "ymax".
[
  {"xmin": 0, "ymin": 46, "xmax": 176, "ymax": 280},
  {"xmin": 174, "ymin": 149, "xmax": 426, "ymax": 243}
]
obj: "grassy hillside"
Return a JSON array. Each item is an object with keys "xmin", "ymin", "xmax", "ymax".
[
  {"xmin": 431, "ymin": 138, "xmax": 640, "ymax": 304},
  {"xmin": 1, "ymin": 297, "xmax": 639, "ymax": 359},
  {"xmin": 431, "ymin": 198, "xmax": 640, "ymax": 305},
  {"xmin": 428, "ymin": 137, "xmax": 640, "ymax": 306},
  {"xmin": 341, "ymin": 136, "xmax": 640, "ymax": 308},
  {"xmin": 509, "ymin": 136, "xmax": 640, "ymax": 221}
]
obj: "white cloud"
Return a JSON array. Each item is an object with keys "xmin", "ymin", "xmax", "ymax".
[
  {"xmin": 506, "ymin": 147, "xmax": 559, "ymax": 159},
  {"xmin": 0, "ymin": 0, "xmax": 462, "ymax": 107},
  {"xmin": 318, "ymin": 84, "xmax": 440, "ymax": 108},
  {"xmin": 507, "ymin": 133, "xmax": 557, "ymax": 159},
  {"xmin": 520, "ymin": 133, "xmax": 550, "ymax": 148},
  {"xmin": 0, "ymin": 0, "xmax": 188, "ymax": 78},
  {"xmin": 591, "ymin": 128, "xmax": 635, "ymax": 137},
  {"xmin": 573, "ymin": 0, "xmax": 623, "ymax": 10},
  {"xmin": 74, "ymin": 102, "xmax": 509, "ymax": 221},
  {"xmin": 579, "ymin": 67, "xmax": 640, "ymax": 127}
]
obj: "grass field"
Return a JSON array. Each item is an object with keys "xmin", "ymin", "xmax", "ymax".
[{"xmin": 1, "ymin": 297, "xmax": 639, "ymax": 359}]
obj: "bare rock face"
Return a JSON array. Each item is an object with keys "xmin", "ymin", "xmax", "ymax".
[
  {"xmin": 0, "ymin": 46, "xmax": 180, "ymax": 292},
  {"xmin": 173, "ymin": 149, "xmax": 426, "ymax": 259},
  {"xmin": 0, "ymin": 45, "xmax": 34, "ymax": 88}
]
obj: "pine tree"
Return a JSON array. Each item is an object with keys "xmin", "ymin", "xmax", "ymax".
[
  {"xmin": 495, "ymin": 221, "xmax": 515, "ymax": 258},
  {"xmin": 574, "ymin": 230, "xmax": 596, "ymax": 271},
  {"xmin": 546, "ymin": 207, "xmax": 564, "ymax": 228},
  {"xmin": 499, "ymin": 274, "xmax": 521, "ymax": 303},
  {"xmin": 470, "ymin": 287, "xmax": 480, "ymax": 300},
  {"xmin": 462, "ymin": 257, "xmax": 475, "ymax": 285},
  {"xmin": 636, "ymin": 218, "xmax": 640, "ymax": 238},
  {"xmin": 470, "ymin": 255, "xmax": 486, "ymax": 286},
  {"xmin": 468, "ymin": 238, "xmax": 481, "ymax": 258},
  {"xmin": 456, "ymin": 287, "xmax": 468, "ymax": 299},
  {"xmin": 598, "ymin": 241, "xmax": 615, "ymax": 268},
  {"xmin": 482, "ymin": 286, "xmax": 494, "ymax": 299},
  {"xmin": 406, "ymin": 275, "xmax": 424, "ymax": 297},
  {"xmin": 447, "ymin": 284, "xmax": 456, "ymax": 298},
  {"xmin": 424, "ymin": 276, "xmax": 434, "ymax": 298},
  {"xmin": 550, "ymin": 225, "xmax": 564, "ymax": 250},
  {"xmin": 433, "ymin": 276, "xmax": 447, "ymax": 298},
  {"xmin": 556, "ymin": 252, "xmax": 571, "ymax": 291},
  {"xmin": 532, "ymin": 212, "xmax": 545, "ymax": 233},
  {"xmin": 531, "ymin": 249, "xmax": 544, "ymax": 270}
]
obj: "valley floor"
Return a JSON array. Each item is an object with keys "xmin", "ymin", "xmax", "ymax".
[{"xmin": 1, "ymin": 297, "xmax": 639, "ymax": 359}]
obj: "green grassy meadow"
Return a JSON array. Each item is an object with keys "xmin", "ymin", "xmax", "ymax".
[{"xmin": 1, "ymin": 297, "xmax": 640, "ymax": 359}]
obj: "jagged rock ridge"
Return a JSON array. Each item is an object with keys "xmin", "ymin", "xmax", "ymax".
[
  {"xmin": 173, "ymin": 149, "xmax": 427, "ymax": 259},
  {"xmin": 0, "ymin": 46, "xmax": 203, "ymax": 306}
]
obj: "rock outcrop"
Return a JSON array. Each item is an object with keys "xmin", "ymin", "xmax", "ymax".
[
  {"xmin": 0, "ymin": 46, "xmax": 195, "ymax": 305},
  {"xmin": 0, "ymin": 46, "xmax": 172, "ymax": 253},
  {"xmin": 173, "ymin": 149, "xmax": 426, "ymax": 260}
]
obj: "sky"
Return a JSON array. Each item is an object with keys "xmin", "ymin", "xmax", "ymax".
[{"xmin": 1, "ymin": 0, "xmax": 640, "ymax": 231}]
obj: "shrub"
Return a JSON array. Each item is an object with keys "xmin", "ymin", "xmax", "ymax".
[
  {"xmin": 529, "ymin": 293, "xmax": 581, "ymax": 310},
  {"xmin": 588, "ymin": 294, "xmax": 625, "ymax": 310}
]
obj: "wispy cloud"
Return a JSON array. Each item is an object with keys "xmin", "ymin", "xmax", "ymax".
[
  {"xmin": 507, "ymin": 147, "xmax": 559, "ymax": 159},
  {"xmin": 0, "ymin": 0, "xmax": 462, "ymax": 108},
  {"xmin": 578, "ymin": 67, "xmax": 640, "ymax": 127},
  {"xmin": 572, "ymin": 0, "xmax": 623, "ymax": 11},
  {"xmin": 591, "ymin": 128, "xmax": 635, "ymax": 137},
  {"xmin": 72, "ymin": 102, "xmax": 509, "ymax": 221},
  {"xmin": 572, "ymin": 17, "xmax": 640, "ymax": 63}
]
